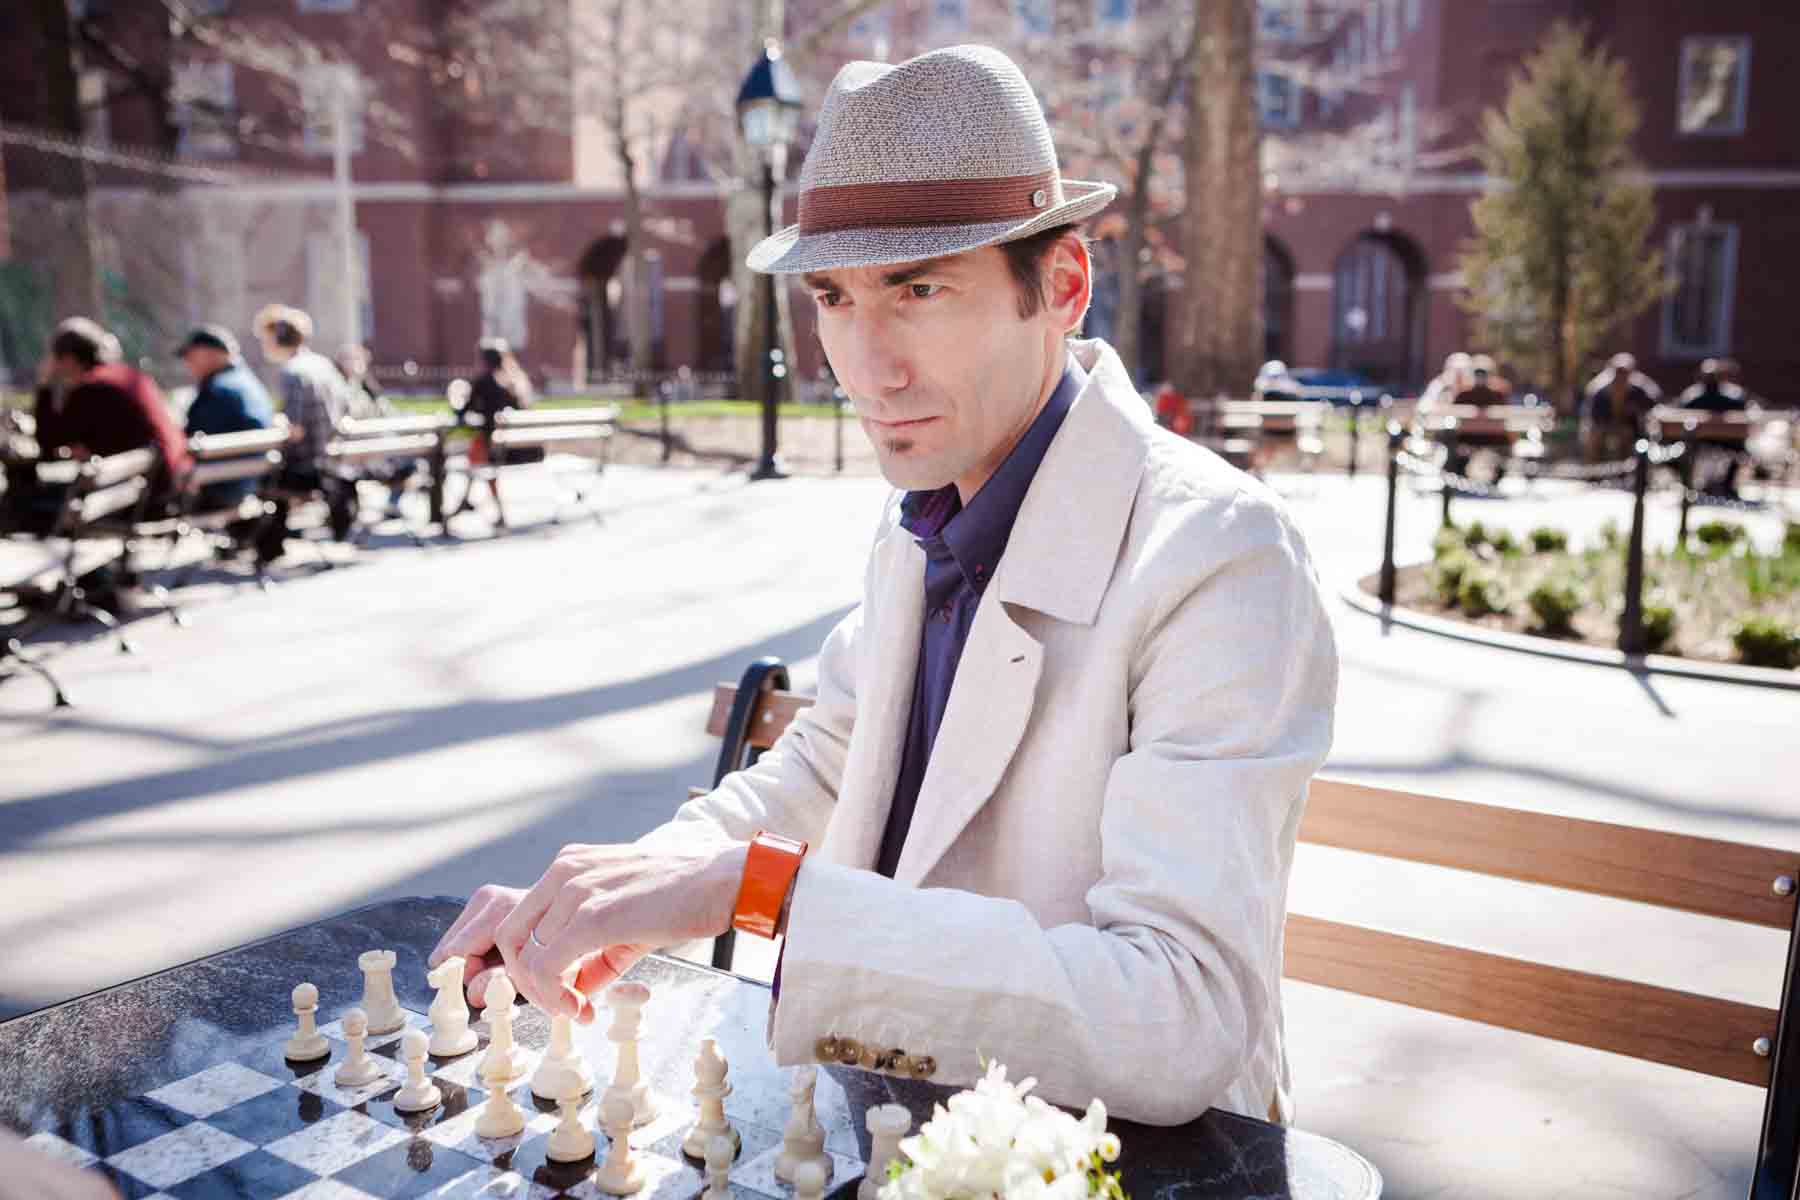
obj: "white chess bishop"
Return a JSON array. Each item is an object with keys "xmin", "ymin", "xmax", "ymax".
[
  {"xmin": 775, "ymin": 1065, "xmax": 830, "ymax": 1184},
  {"xmin": 681, "ymin": 1037, "xmax": 738, "ymax": 1162}
]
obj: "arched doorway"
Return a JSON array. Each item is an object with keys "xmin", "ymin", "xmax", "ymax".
[
  {"xmin": 696, "ymin": 238, "xmax": 734, "ymax": 374},
  {"xmin": 577, "ymin": 236, "xmax": 629, "ymax": 373},
  {"xmin": 1330, "ymin": 231, "xmax": 1426, "ymax": 389},
  {"xmin": 1264, "ymin": 236, "xmax": 1295, "ymax": 364}
]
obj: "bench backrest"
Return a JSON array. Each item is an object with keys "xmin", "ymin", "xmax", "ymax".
[
  {"xmin": 699, "ymin": 666, "xmax": 1800, "ymax": 1195},
  {"xmin": 492, "ymin": 405, "xmax": 620, "ymax": 430},
  {"xmin": 188, "ymin": 419, "xmax": 292, "ymax": 462}
]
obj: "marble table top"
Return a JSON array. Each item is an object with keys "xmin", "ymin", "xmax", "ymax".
[{"xmin": 0, "ymin": 897, "xmax": 1381, "ymax": 1199}]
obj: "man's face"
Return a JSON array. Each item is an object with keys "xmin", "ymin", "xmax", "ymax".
[
  {"xmin": 182, "ymin": 347, "xmax": 228, "ymax": 382},
  {"xmin": 804, "ymin": 240, "xmax": 1087, "ymax": 500},
  {"xmin": 258, "ymin": 333, "xmax": 292, "ymax": 364}
]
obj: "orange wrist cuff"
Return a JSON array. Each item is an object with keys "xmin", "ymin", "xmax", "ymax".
[{"xmin": 732, "ymin": 831, "xmax": 808, "ymax": 940}]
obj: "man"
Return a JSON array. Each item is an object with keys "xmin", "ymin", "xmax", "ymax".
[
  {"xmin": 1415, "ymin": 351, "xmax": 1471, "ymax": 421},
  {"xmin": 431, "ymin": 45, "xmax": 1337, "ymax": 1127},
  {"xmin": 251, "ymin": 304, "xmax": 353, "ymax": 556},
  {"xmin": 1446, "ymin": 362, "xmax": 1512, "ymax": 483},
  {"xmin": 1581, "ymin": 351, "xmax": 1662, "ymax": 461},
  {"xmin": 1678, "ymin": 358, "xmax": 1749, "ymax": 414},
  {"xmin": 3, "ymin": 317, "xmax": 191, "ymax": 536},
  {"xmin": 1677, "ymin": 359, "xmax": 1756, "ymax": 498},
  {"xmin": 178, "ymin": 324, "xmax": 275, "ymax": 512}
]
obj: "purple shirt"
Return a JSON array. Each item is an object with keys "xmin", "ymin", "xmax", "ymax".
[{"xmin": 873, "ymin": 359, "xmax": 1086, "ymax": 878}]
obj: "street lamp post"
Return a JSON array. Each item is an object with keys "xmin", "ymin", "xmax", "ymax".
[{"xmin": 737, "ymin": 40, "xmax": 803, "ymax": 481}]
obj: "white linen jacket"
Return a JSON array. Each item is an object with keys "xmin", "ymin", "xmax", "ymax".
[{"xmin": 654, "ymin": 339, "xmax": 1338, "ymax": 1126}]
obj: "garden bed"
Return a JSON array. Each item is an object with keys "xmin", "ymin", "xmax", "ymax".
[{"xmin": 1369, "ymin": 517, "xmax": 1800, "ymax": 670}]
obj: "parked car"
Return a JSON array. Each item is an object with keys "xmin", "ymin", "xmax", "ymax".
[{"xmin": 1284, "ymin": 367, "xmax": 1385, "ymax": 406}]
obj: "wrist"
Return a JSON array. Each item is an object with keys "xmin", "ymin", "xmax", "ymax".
[{"xmin": 730, "ymin": 831, "xmax": 808, "ymax": 940}]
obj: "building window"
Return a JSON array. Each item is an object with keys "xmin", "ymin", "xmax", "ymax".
[
  {"xmin": 298, "ymin": 0, "xmax": 356, "ymax": 11},
  {"xmin": 1677, "ymin": 36, "xmax": 1750, "ymax": 136},
  {"xmin": 306, "ymin": 230, "xmax": 374, "ymax": 344},
  {"xmin": 1661, "ymin": 219, "xmax": 1737, "ymax": 358},
  {"xmin": 1398, "ymin": 82, "xmax": 1416, "ymax": 169},
  {"xmin": 1364, "ymin": 0, "xmax": 1379, "ymax": 59},
  {"xmin": 1405, "ymin": 0, "xmax": 1420, "ymax": 31},
  {"xmin": 1382, "ymin": 0, "xmax": 1399, "ymax": 51},
  {"xmin": 302, "ymin": 64, "xmax": 365, "ymax": 155},
  {"xmin": 1014, "ymin": 0, "xmax": 1052, "ymax": 38},
  {"xmin": 1096, "ymin": 0, "xmax": 1134, "ymax": 28},
  {"xmin": 1258, "ymin": 0, "xmax": 1298, "ymax": 41},
  {"xmin": 173, "ymin": 61, "xmax": 237, "ymax": 158},
  {"xmin": 1347, "ymin": 24, "xmax": 1363, "ymax": 70},
  {"xmin": 1258, "ymin": 71, "xmax": 1299, "ymax": 129},
  {"xmin": 928, "ymin": 0, "xmax": 967, "ymax": 37}
]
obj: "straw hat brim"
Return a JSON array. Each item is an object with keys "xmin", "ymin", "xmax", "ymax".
[{"xmin": 746, "ymin": 178, "xmax": 1118, "ymax": 274}]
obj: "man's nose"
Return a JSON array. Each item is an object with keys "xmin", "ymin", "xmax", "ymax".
[{"xmin": 841, "ymin": 320, "xmax": 911, "ymax": 402}]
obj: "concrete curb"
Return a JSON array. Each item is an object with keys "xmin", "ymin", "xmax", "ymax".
[{"xmin": 1339, "ymin": 569, "xmax": 1800, "ymax": 692}]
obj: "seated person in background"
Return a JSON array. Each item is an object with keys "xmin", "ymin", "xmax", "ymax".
[
  {"xmin": 1416, "ymin": 351, "xmax": 1472, "ymax": 421},
  {"xmin": 1581, "ymin": 352, "xmax": 1662, "ymax": 461},
  {"xmin": 1447, "ymin": 363, "xmax": 1511, "ymax": 483},
  {"xmin": 336, "ymin": 342, "xmax": 418, "ymax": 516},
  {"xmin": 251, "ymin": 304, "xmax": 353, "ymax": 557},
  {"xmin": 3, "ymin": 317, "xmax": 191, "ymax": 536},
  {"xmin": 1678, "ymin": 358, "xmax": 1750, "ymax": 414},
  {"xmin": 178, "ymin": 325, "xmax": 274, "ymax": 512},
  {"xmin": 463, "ymin": 337, "xmax": 538, "ymax": 526},
  {"xmin": 1467, "ymin": 354, "xmax": 1512, "ymax": 399}
]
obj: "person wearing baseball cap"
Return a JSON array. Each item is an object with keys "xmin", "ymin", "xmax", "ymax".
[
  {"xmin": 435, "ymin": 44, "xmax": 1336, "ymax": 1127},
  {"xmin": 179, "ymin": 324, "xmax": 275, "ymax": 513}
]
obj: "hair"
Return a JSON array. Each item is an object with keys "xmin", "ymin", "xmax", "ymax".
[
  {"xmin": 253, "ymin": 303, "xmax": 312, "ymax": 349},
  {"xmin": 999, "ymin": 223, "xmax": 1082, "ymax": 320},
  {"xmin": 50, "ymin": 317, "xmax": 110, "ymax": 369}
]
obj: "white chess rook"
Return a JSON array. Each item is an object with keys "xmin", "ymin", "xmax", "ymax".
[
  {"xmin": 393, "ymin": 1029, "xmax": 444, "ymax": 1114},
  {"xmin": 334, "ymin": 1008, "xmax": 386, "ymax": 1087},
  {"xmin": 358, "ymin": 949, "xmax": 405, "ymax": 1035},
  {"xmin": 860, "ymin": 1104, "xmax": 912, "ymax": 1200},
  {"xmin": 479, "ymin": 973, "xmax": 527, "ymax": 1084},
  {"xmin": 594, "ymin": 1095, "xmax": 646, "ymax": 1194},
  {"xmin": 682, "ymin": 1036, "xmax": 738, "ymax": 1162},
  {"xmin": 602, "ymin": 981, "xmax": 656, "ymax": 1127},
  {"xmin": 531, "ymin": 1012, "xmax": 594, "ymax": 1101},
  {"xmin": 284, "ymin": 982, "xmax": 329, "ymax": 1062},
  {"xmin": 426, "ymin": 958, "xmax": 478, "ymax": 1057},
  {"xmin": 775, "ymin": 1065, "xmax": 829, "ymax": 1185}
]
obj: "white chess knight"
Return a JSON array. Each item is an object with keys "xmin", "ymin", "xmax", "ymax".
[
  {"xmin": 393, "ymin": 1029, "xmax": 444, "ymax": 1114},
  {"xmin": 531, "ymin": 1013, "xmax": 593, "ymax": 1101},
  {"xmin": 358, "ymin": 949, "xmax": 405, "ymax": 1036},
  {"xmin": 681, "ymin": 1037, "xmax": 738, "ymax": 1162},
  {"xmin": 775, "ymin": 1065, "xmax": 830, "ymax": 1185},
  {"xmin": 860, "ymin": 1105, "xmax": 912, "ymax": 1200},
  {"xmin": 426, "ymin": 958, "xmax": 478, "ymax": 1056},
  {"xmin": 601, "ymin": 982, "xmax": 656, "ymax": 1126},
  {"xmin": 334, "ymin": 1008, "xmax": 386, "ymax": 1087},
  {"xmin": 284, "ymin": 982, "xmax": 329, "ymax": 1062},
  {"xmin": 594, "ymin": 1094, "xmax": 645, "ymax": 1194},
  {"xmin": 478, "ymin": 973, "xmax": 527, "ymax": 1084}
]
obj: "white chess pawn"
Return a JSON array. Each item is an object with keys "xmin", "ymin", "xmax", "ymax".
[
  {"xmin": 475, "ymin": 1045, "xmax": 527, "ymax": 1139},
  {"xmin": 682, "ymin": 1037, "xmax": 738, "ymax": 1162},
  {"xmin": 544, "ymin": 1078, "xmax": 596, "ymax": 1163},
  {"xmin": 284, "ymin": 982, "xmax": 329, "ymax": 1062},
  {"xmin": 531, "ymin": 1012, "xmax": 594, "ymax": 1101},
  {"xmin": 393, "ymin": 1029, "xmax": 444, "ymax": 1114},
  {"xmin": 358, "ymin": 949, "xmax": 405, "ymax": 1035},
  {"xmin": 426, "ymin": 959, "xmax": 478, "ymax": 1056},
  {"xmin": 860, "ymin": 1105, "xmax": 912, "ymax": 1200},
  {"xmin": 478, "ymin": 973, "xmax": 526, "ymax": 1084},
  {"xmin": 594, "ymin": 1095, "xmax": 645, "ymax": 1195},
  {"xmin": 775, "ymin": 1066, "xmax": 829, "ymax": 1184},
  {"xmin": 794, "ymin": 1161, "xmax": 828, "ymax": 1200},
  {"xmin": 335, "ymin": 1008, "xmax": 386, "ymax": 1087},
  {"xmin": 703, "ymin": 1133, "xmax": 735, "ymax": 1200},
  {"xmin": 602, "ymin": 982, "xmax": 656, "ymax": 1126}
]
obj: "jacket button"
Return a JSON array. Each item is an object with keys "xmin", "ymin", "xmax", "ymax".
[
  {"xmin": 875, "ymin": 1048, "xmax": 905, "ymax": 1072},
  {"xmin": 857, "ymin": 1044, "xmax": 880, "ymax": 1069},
  {"xmin": 837, "ymin": 1038, "xmax": 863, "ymax": 1065},
  {"xmin": 909, "ymin": 1055, "xmax": 936, "ymax": 1079},
  {"xmin": 815, "ymin": 1036, "xmax": 839, "ymax": 1062}
]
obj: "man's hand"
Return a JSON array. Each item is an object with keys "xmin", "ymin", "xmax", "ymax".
[
  {"xmin": 494, "ymin": 839, "xmax": 749, "ymax": 1022},
  {"xmin": 0, "ymin": 1128, "xmax": 119, "ymax": 1200},
  {"xmin": 429, "ymin": 883, "xmax": 528, "ymax": 1009}
]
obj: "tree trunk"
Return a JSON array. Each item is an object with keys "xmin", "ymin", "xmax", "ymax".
[
  {"xmin": 35, "ymin": 0, "xmax": 103, "ymax": 320},
  {"xmin": 1173, "ymin": 0, "xmax": 1262, "ymax": 399},
  {"xmin": 620, "ymin": 148, "xmax": 655, "ymax": 372}
]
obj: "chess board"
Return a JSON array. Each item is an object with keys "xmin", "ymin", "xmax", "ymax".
[{"xmin": 24, "ymin": 1003, "xmax": 866, "ymax": 1200}]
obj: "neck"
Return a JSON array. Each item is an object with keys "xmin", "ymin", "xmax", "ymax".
[{"xmin": 953, "ymin": 341, "xmax": 1068, "ymax": 505}]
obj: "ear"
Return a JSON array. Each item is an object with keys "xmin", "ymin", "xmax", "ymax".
[{"xmin": 1043, "ymin": 234, "xmax": 1092, "ymax": 338}]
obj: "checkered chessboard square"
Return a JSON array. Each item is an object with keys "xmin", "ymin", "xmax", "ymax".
[{"xmin": 28, "ymin": 1005, "xmax": 866, "ymax": 1199}]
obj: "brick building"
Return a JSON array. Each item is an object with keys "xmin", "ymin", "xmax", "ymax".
[{"xmin": 1, "ymin": 0, "xmax": 1795, "ymax": 403}]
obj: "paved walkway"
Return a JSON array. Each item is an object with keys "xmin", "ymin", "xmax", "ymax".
[{"xmin": 2, "ymin": 460, "xmax": 1795, "ymax": 1198}]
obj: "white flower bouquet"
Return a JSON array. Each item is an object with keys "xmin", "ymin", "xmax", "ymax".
[{"xmin": 878, "ymin": 1062, "xmax": 1127, "ymax": 1200}]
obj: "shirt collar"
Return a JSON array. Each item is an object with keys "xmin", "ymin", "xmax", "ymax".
[{"xmin": 899, "ymin": 356, "xmax": 1086, "ymax": 594}]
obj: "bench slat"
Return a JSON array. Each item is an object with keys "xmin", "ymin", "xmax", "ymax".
[
  {"xmin": 493, "ymin": 406, "xmax": 619, "ymax": 429},
  {"xmin": 85, "ymin": 448, "xmax": 157, "ymax": 490},
  {"xmin": 490, "ymin": 426, "xmax": 615, "ymax": 449},
  {"xmin": 76, "ymin": 477, "xmax": 147, "ymax": 523},
  {"xmin": 188, "ymin": 452, "xmax": 281, "ymax": 487},
  {"xmin": 1284, "ymin": 913, "xmax": 1775, "ymax": 1086},
  {"xmin": 190, "ymin": 425, "xmax": 291, "ymax": 461},
  {"xmin": 705, "ymin": 684, "xmax": 813, "ymax": 749},
  {"xmin": 1304, "ymin": 778, "xmax": 1799, "ymax": 930},
  {"xmin": 325, "ymin": 433, "xmax": 439, "ymax": 461}
]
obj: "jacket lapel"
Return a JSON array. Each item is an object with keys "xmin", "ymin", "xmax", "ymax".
[{"xmin": 892, "ymin": 340, "xmax": 1149, "ymax": 885}]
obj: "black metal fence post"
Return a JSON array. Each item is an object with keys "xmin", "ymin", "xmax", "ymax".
[
  {"xmin": 427, "ymin": 437, "xmax": 446, "ymax": 530},
  {"xmin": 1380, "ymin": 421, "xmax": 1402, "ymax": 606},
  {"xmin": 1347, "ymin": 394, "xmax": 1362, "ymax": 481},
  {"xmin": 833, "ymin": 384, "xmax": 846, "ymax": 474},
  {"xmin": 1677, "ymin": 437, "xmax": 1696, "ymax": 545},
  {"xmin": 1618, "ymin": 439, "xmax": 1651, "ymax": 655},
  {"xmin": 659, "ymin": 374, "xmax": 673, "ymax": 464}
]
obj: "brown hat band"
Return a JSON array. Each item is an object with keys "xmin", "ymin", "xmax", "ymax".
[{"xmin": 798, "ymin": 169, "xmax": 1062, "ymax": 235}]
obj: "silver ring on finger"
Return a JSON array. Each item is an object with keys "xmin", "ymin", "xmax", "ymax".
[{"xmin": 528, "ymin": 927, "xmax": 548, "ymax": 950}]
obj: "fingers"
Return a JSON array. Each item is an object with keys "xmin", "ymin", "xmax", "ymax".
[
  {"xmin": 569, "ymin": 944, "xmax": 651, "ymax": 1022},
  {"xmin": 513, "ymin": 883, "xmax": 593, "ymax": 1015},
  {"xmin": 464, "ymin": 959, "xmax": 505, "ymax": 1010},
  {"xmin": 493, "ymin": 851, "xmax": 586, "ymax": 993},
  {"xmin": 431, "ymin": 885, "xmax": 517, "ymax": 969}
]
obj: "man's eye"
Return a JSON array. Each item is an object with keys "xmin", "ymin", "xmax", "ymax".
[
  {"xmin": 909, "ymin": 283, "xmax": 941, "ymax": 300},
  {"xmin": 816, "ymin": 291, "xmax": 844, "ymax": 309}
]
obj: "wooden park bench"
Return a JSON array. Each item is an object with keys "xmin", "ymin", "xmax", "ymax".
[
  {"xmin": 130, "ymin": 421, "xmax": 294, "ymax": 596},
  {"xmin": 693, "ymin": 659, "xmax": 1800, "ymax": 1195},
  {"xmin": 325, "ymin": 413, "xmax": 452, "ymax": 545},
  {"xmin": 456, "ymin": 405, "xmax": 619, "ymax": 530},
  {"xmin": 1424, "ymin": 403, "xmax": 1553, "ymax": 483},
  {"xmin": 1192, "ymin": 398, "xmax": 1329, "ymax": 478}
]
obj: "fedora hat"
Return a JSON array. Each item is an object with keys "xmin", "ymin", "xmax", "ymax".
[{"xmin": 747, "ymin": 44, "xmax": 1117, "ymax": 275}]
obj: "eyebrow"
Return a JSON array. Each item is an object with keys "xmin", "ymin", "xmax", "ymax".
[{"xmin": 802, "ymin": 259, "xmax": 963, "ymax": 294}]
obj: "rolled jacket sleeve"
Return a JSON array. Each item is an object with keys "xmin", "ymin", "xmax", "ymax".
[{"xmin": 768, "ymin": 503, "xmax": 1337, "ymax": 1126}]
